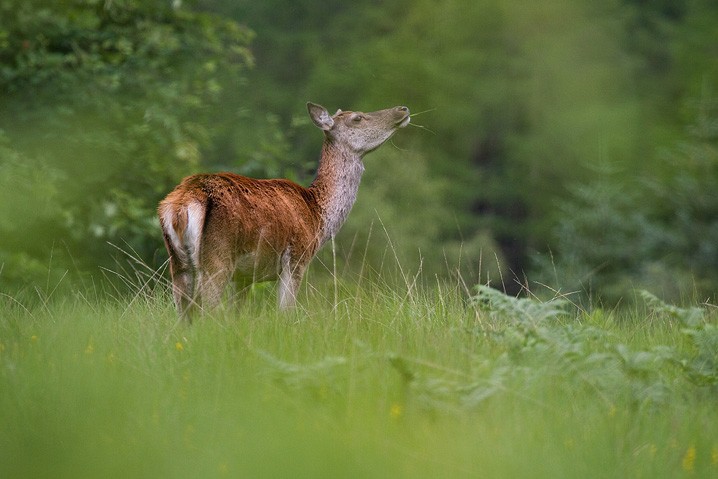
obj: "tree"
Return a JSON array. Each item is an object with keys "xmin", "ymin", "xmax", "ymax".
[
  {"xmin": 537, "ymin": 95, "xmax": 718, "ymax": 303},
  {"xmin": 0, "ymin": 0, "xmax": 253, "ymax": 293}
]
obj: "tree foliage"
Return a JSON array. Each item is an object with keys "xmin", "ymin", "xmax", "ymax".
[
  {"xmin": 0, "ymin": 0, "xmax": 253, "ymax": 291},
  {"xmin": 1, "ymin": 0, "xmax": 717, "ymax": 302},
  {"xmin": 540, "ymin": 96, "xmax": 718, "ymax": 302}
]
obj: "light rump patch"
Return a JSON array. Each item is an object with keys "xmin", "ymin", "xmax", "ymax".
[{"xmin": 184, "ymin": 201, "xmax": 204, "ymax": 270}]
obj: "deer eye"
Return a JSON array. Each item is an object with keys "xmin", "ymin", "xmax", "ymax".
[{"xmin": 351, "ymin": 115, "xmax": 362, "ymax": 123}]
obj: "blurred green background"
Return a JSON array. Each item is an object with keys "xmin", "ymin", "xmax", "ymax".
[{"xmin": 1, "ymin": 0, "xmax": 716, "ymax": 302}]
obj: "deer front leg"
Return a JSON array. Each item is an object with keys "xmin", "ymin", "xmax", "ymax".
[{"xmin": 277, "ymin": 250, "xmax": 307, "ymax": 310}]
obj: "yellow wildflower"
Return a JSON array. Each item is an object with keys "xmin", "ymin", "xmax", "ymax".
[
  {"xmin": 390, "ymin": 403, "xmax": 403, "ymax": 419},
  {"xmin": 712, "ymin": 444, "xmax": 718, "ymax": 466},
  {"xmin": 175, "ymin": 341, "xmax": 184, "ymax": 352},
  {"xmin": 649, "ymin": 444, "xmax": 657, "ymax": 458},
  {"xmin": 30, "ymin": 335, "xmax": 38, "ymax": 342},
  {"xmin": 682, "ymin": 445, "xmax": 696, "ymax": 473}
]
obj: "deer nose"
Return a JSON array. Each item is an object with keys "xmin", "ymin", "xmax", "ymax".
[{"xmin": 398, "ymin": 106, "xmax": 409, "ymax": 113}]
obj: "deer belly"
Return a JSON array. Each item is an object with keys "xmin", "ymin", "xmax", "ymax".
[{"xmin": 233, "ymin": 251, "xmax": 281, "ymax": 281}]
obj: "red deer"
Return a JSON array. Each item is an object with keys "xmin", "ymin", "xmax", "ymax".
[{"xmin": 158, "ymin": 102, "xmax": 410, "ymax": 319}]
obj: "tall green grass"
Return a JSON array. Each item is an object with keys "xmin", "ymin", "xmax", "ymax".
[{"xmin": 1, "ymin": 274, "xmax": 717, "ymax": 478}]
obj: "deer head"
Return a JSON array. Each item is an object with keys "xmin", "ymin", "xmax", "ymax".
[{"xmin": 307, "ymin": 102, "xmax": 410, "ymax": 155}]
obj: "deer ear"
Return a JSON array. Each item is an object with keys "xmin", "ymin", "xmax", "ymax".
[{"xmin": 307, "ymin": 102, "xmax": 334, "ymax": 131}]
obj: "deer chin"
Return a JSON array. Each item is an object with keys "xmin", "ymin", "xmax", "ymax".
[{"xmin": 397, "ymin": 115, "xmax": 411, "ymax": 128}]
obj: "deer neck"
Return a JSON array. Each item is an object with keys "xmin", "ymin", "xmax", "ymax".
[{"xmin": 310, "ymin": 141, "xmax": 365, "ymax": 245}]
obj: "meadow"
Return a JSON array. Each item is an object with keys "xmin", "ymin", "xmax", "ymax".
[{"xmin": 1, "ymin": 265, "xmax": 717, "ymax": 479}]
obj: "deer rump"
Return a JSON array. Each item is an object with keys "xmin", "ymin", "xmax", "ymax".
[{"xmin": 159, "ymin": 172, "xmax": 322, "ymax": 292}]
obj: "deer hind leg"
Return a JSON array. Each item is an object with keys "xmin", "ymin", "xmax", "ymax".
[
  {"xmin": 159, "ymin": 200, "xmax": 205, "ymax": 320},
  {"xmin": 196, "ymin": 236, "xmax": 236, "ymax": 312},
  {"xmin": 160, "ymin": 234, "xmax": 199, "ymax": 320},
  {"xmin": 197, "ymin": 266, "xmax": 233, "ymax": 312},
  {"xmin": 171, "ymin": 265, "xmax": 198, "ymax": 318}
]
